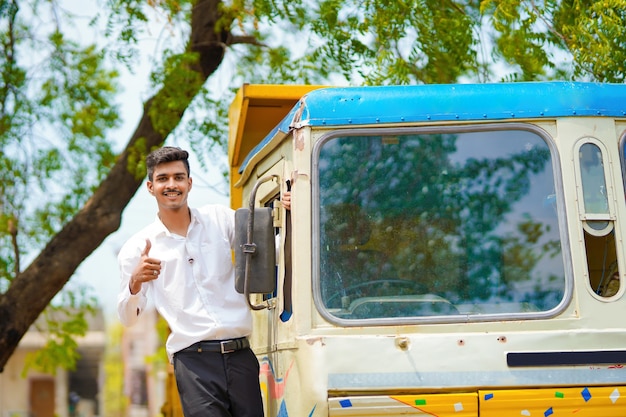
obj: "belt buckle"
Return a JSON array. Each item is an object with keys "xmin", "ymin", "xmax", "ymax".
[{"xmin": 220, "ymin": 340, "xmax": 235, "ymax": 354}]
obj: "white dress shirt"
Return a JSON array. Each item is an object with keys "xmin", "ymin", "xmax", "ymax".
[{"xmin": 117, "ymin": 204, "xmax": 252, "ymax": 363}]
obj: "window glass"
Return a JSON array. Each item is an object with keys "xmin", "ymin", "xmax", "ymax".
[
  {"xmin": 317, "ymin": 129, "xmax": 565, "ymax": 320},
  {"xmin": 580, "ymin": 143, "xmax": 609, "ymax": 214}
]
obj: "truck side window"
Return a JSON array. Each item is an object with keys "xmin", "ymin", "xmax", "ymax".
[{"xmin": 577, "ymin": 141, "xmax": 620, "ymax": 297}]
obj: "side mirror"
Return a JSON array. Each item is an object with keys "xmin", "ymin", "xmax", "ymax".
[{"xmin": 234, "ymin": 207, "xmax": 276, "ymax": 295}]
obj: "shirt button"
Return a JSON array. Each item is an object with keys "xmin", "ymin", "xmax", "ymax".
[{"xmin": 188, "ymin": 258, "xmax": 194, "ymax": 264}]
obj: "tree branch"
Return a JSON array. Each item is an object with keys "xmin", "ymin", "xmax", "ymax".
[{"xmin": 229, "ymin": 35, "xmax": 266, "ymax": 47}]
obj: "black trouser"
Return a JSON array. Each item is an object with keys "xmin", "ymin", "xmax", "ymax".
[{"xmin": 173, "ymin": 341, "xmax": 264, "ymax": 417}]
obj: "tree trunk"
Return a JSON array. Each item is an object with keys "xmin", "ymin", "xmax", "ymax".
[{"xmin": 0, "ymin": 0, "xmax": 231, "ymax": 372}]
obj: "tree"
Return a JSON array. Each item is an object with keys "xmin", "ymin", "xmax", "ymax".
[
  {"xmin": 0, "ymin": 0, "xmax": 261, "ymax": 371},
  {"xmin": 1, "ymin": 0, "xmax": 625, "ymax": 371}
]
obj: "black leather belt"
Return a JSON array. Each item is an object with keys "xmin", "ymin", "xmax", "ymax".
[{"xmin": 179, "ymin": 337, "xmax": 250, "ymax": 354}]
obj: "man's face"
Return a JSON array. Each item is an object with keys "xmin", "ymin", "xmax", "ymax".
[{"xmin": 147, "ymin": 160, "xmax": 192, "ymax": 211}]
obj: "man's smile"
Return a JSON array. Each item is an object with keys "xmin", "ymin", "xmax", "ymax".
[{"xmin": 164, "ymin": 190, "xmax": 182, "ymax": 197}]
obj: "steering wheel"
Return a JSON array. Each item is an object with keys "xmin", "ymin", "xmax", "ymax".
[{"xmin": 325, "ymin": 279, "xmax": 426, "ymax": 308}]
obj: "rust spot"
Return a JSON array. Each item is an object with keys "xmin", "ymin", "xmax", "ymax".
[
  {"xmin": 497, "ymin": 336, "xmax": 507, "ymax": 343},
  {"xmin": 457, "ymin": 339, "xmax": 465, "ymax": 346},
  {"xmin": 294, "ymin": 128, "xmax": 305, "ymax": 151},
  {"xmin": 291, "ymin": 99, "xmax": 307, "ymax": 151},
  {"xmin": 292, "ymin": 99, "xmax": 305, "ymax": 125},
  {"xmin": 306, "ymin": 337, "xmax": 324, "ymax": 346},
  {"xmin": 395, "ymin": 337, "xmax": 410, "ymax": 351}
]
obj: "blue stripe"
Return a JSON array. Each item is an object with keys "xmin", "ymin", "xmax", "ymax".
[{"xmin": 327, "ymin": 367, "xmax": 626, "ymax": 389}]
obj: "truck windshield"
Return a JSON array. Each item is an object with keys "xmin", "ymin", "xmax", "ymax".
[{"xmin": 316, "ymin": 127, "xmax": 565, "ymax": 321}]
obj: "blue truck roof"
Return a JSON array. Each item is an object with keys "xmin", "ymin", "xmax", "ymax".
[{"xmin": 240, "ymin": 82, "xmax": 626, "ymax": 173}]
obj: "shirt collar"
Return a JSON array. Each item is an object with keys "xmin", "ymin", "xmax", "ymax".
[
  {"xmin": 151, "ymin": 215, "xmax": 170, "ymax": 237},
  {"xmin": 151, "ymin": 208, "xmax": 200, "ymax": 237}
]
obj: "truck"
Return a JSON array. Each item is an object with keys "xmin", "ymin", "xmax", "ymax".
[{"xmin": 166, "ymin": 82, "xmax": 626, "ymax": 416}]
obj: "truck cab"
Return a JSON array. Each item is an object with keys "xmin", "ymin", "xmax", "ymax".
[{"xmin": 229, "ymin": 82, "xmax": 626, "ymax": 417}]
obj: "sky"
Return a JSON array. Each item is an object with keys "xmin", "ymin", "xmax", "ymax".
[{"xmin": 63, "ymin": 0, "xmax": 231, "ymax": 320}]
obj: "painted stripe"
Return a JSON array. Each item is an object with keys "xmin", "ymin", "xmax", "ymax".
[{"xmin": 328, "ymin": 367, "xmax": 626, "ymax": 389}]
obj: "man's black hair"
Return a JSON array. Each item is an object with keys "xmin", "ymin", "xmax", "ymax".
[{"xmin": 146, "ymin": 146, "xmax": 190, "ymax": 181}]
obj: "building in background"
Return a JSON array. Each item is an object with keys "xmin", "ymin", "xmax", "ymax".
[
  {"xmin": 0, "ymin": 308, "xmax": 106, "ymax": 417},
  {"xmin": 120, "ymin": 306, "xmax": 167, "ymax": 417}
]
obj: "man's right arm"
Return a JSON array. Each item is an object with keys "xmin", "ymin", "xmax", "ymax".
[
  {"xmin": 117, "ymin": 241, "xmax": 148, "ymax": 326},
  {"xmin": 117, "ymin": 288, "xmax": 146, "ymax": 326}
]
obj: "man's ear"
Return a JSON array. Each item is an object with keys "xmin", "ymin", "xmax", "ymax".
[{"xmin": 147, "ymin": 181, "xmax": 154, "ymax": 194}]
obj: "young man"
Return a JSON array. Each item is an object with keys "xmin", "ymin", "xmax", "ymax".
[{"xmin": 117, "ymin": 146, "xmax": 265, "ymax": 417}]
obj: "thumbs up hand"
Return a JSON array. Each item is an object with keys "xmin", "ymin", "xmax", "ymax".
[{"xmin": 129, "ymin": 239, "xmax": 162, "ymax": 295}]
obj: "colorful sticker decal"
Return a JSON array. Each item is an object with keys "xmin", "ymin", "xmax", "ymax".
[
  {"xmin": 339, "ymin": 399, "xmax": 352, "ymax": 408},
  {"xmin": 329, "ymin": 386, "xmax": 626, "ymax": 416},
  {"xmin": 259, "ymin": 357, "xmax": 316, "ymax": 417},
  {"xmin": 479, "ymin": 386, "xmax": 626, "ymax": 416},
  {"xmin": 276, "ymin": 400, "xmax": 288, "ymax": 417},
  {"xmin": 259, "ymin": 358, "xmax": 290, "ymax": 400},
  {"xmin": 611, "ymin": 388, "xmax": 620, "ymax": 403},
  {"xmin": 391, "ymin": 393, "xmax": 478, "ymax": 416}
]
